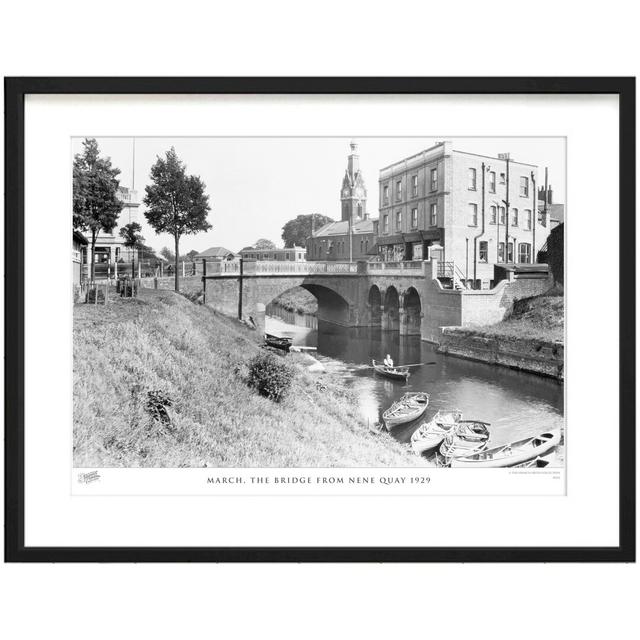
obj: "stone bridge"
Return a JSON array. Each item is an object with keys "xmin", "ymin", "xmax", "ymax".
[
  {"xmin": 203, "ymin": 260, "xmax": 429, "ymax": 338},
  {"xmin": 203, "ymin": 259, "xmax": 552, "ymax": 342}
]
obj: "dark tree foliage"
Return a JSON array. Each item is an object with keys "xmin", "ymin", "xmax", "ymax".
[
  {"xmin": 144, "ymin": 148, "xmax": 212, "ymax": 292},
  {"xmin": 159, "ymin": 246, "xmax": 175, "ymax": 262},
  {"xmin": 73, "ymin": 138, "xmax": 123, "ymax": 282},
  {"xmin": 254, "ymin": 238, "xmax": 277, "ymax": 250},
  {"xmin": 281, "ymin": 213, "xmax": 334, "ymax": 248},
  {"xmin": 119, "ymin": 222, "xmax": 145, "ymax": 278}
]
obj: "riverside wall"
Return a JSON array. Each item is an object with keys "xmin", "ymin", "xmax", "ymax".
[{"xmin": 437, "ymin": 328, "xmax": 564, "ymax": 381}]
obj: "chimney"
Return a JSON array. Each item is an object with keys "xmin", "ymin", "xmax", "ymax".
[{"xmin": 547, "ymin": 185, "xmax": 553, "ymax": 204}]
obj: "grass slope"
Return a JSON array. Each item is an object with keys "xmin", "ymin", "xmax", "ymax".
[
  {"xmin": 74, "ymin": 289, "xmax": 422, "ymax": 468},
  {"xmin": 271, "ymin": 286, "xmax": 318, "ymax": 315}
]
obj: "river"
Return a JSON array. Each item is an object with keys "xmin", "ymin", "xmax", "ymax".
[{"xmin": 266, "ymin": 308, "xmax": 565, "ymax": 465}]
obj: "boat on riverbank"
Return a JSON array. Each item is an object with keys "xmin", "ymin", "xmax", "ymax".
[
  {"xmin": 411, "ymin": 409, "xmax": 463, "ymax": 455},
  {"xmin": 372, "ymin": 359, "xmax": 410, "ymax": 381},
  {"xmin": 437, "ymin": 420, "xmax": 491, "ymax": 465},
  {"xmin": 450, "ymin": 430, "xmax": 560, "ymax": 468},
  {"xmin": 264, "ymin": 333, "xmax": 293, "ymax": 352},
  {"xmin": 382, "ymin": 392, "xmax": 430, "ymax": 429}
]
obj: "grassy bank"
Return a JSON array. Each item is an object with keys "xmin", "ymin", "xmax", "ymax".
[
  {"xmin": 271, "ymin": 286, "xmax": 318, "ymax": 315},
  {"xmin": 74, "ymin": 289, "xmax": 422, "ymax": 467},
  {"xmin": 456, "ymin": 288, "xmax": 564, "ymax": 342}
]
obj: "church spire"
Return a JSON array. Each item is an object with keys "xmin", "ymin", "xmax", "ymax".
[{"xmin": 340, "ymin": 141, "xmax": 367, "ymax": 223}]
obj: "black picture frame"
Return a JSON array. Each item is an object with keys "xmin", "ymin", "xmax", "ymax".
[{"xmin": 4, "ymin": 77, "xmax": 636, "ymax": 563}]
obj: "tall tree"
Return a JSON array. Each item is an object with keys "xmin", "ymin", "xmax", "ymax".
[
  {"xmin": 144, "ymin": 147, "xmax": 212, "ymax": 292},
  {"xmin": 73, "ymin": 138, "xmax": 123, "ymax": 282},
  {"xmin": 159, "ymin": 246, "xmax": 175, "ymax": 263},
  {"xmin": 119, "ymin": 222, "xmax": 145, "ymax": 278},
  {"xmin": 281, "ymin": 213, "xmax": 334, "ymax": 248},
  {"xmin": 254, "ymin": 238, "xmax": 276, "ymax": 250}
]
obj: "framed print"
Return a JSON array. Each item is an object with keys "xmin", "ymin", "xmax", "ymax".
[{"xmin": 4, "ymin": 77, "xmax": 635, "ymax": 562}]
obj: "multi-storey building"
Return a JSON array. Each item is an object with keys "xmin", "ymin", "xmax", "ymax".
[
  {"xmin": 376, "ymin": 141, "xmax": 551, "ymax": 287},
  {"xmin": 87, "ymin": 185, "xmax": 141, "ymax": 266},
  {"xmin": 306, "ymin": 141, "xmax": 377, "ymax": 261}
]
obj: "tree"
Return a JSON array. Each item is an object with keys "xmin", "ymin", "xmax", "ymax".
[
  {"xmin": 73, "ymin": 138, "xmax": 123, "ymax": 282},
  {"xmin": 254, "ymin": 238, "xmax": 276, "ymax": 250},
  {"xmin": 159, "ymin": 246, "xmax": 175, "ymax": 263},
  {"xmin": 144, "ymin": 147, "xmax": 212, "ymax": 292},
  {"xmin": 281, "ymin": 213, "xmax": 334, "ymax": 248},
  {"xmin": 119, "ymin": 222, "xmax": 145, "ymax": 278}
]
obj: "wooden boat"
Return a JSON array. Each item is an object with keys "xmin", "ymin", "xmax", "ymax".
[
  {"xmin": 264, "ymin": 333, "xmax": 293, "ymax": 352},
  {"xmin": 450, "ymin": 430, "xmax": 561, "ymax": 468},
  {"xmin": 437, "ymin": 420, "xmax": 491, "ymax": 465},
  {"xmin": 411, "ymin": 409, "xmax": 463, "ymax": 455},
  {"xmin": 382, "ymin": 392, "xmax": 430, "ymax": 429},
  {"xmin": 372, "ymin": 359, "xmax": 410, "ymax": 381}
]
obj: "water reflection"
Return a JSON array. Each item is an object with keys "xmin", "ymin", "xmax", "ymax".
[{"xmin": 266, "ymin": 311, "xmax": 565, "ymax": 461}]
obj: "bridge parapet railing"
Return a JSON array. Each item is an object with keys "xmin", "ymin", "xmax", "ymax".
[
  {"xmin": 366, "ymin": 261, "xmax": 425, "ymax": 276},
  {"xmin": 206, "ymin": 260, "xmax": 359, "ymax": 276}
]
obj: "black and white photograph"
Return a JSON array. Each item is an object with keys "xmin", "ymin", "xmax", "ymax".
[{"xmin": 72, "ymin": 136, "xmax": 565, "ymax": 474}]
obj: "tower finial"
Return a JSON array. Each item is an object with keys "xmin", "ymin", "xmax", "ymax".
[{"xmin": 350, "ymin": 140, "xmax": 358, "ymax": 153}]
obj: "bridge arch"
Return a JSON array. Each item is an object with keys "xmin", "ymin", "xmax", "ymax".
[
  {"xmin": 367, "ymin": 285, "xmax": 382, "ymax": 326},
  {"xmin": 264, "ymin": 283, "xmax": 352, "ymax": 329},
  {"xmin": 401, "ymin": 286, "xmax": 422, "ymax": 336},
  {"xmin": 382, "ymin": 286, "xmax": 400, "ymax": 331}
]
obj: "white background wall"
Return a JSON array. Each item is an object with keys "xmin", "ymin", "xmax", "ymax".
[{"xmin": 1, "ymin": 2, "xmax": 638, "ymax": 640}]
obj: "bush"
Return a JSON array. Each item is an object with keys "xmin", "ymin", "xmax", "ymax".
[{"xmin": 247, "ymin": 353, "xmax": 294, "ymax": 402}]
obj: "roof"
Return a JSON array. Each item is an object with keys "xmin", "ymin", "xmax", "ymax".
[
  {"xmin": 195, "ymin": 246, "xmax": 234, "ymax": 258},
  {"xmin": 312, "ymin": 218, "xmax": 376, "ymax": 237},
  {"xmin": 73, "ymin": 229, "xmax": 88, "ymax": 245}
]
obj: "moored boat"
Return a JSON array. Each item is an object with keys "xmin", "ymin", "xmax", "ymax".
[
  {"xmin": 437, "ymin": 420, "xmax": 491, "ymax": 465},
  {"xmin": 450, "ymin": 430, "xmax": 561, "ymax": 468},
  {"xmin": 411, "ymin": 409, "xmax": 463, "ymax": 455},
  {"xmin": 382, "ymin": 392, "xmax": 430, "ymax": 429},
  {"xmin": 372, "ymin": 359, "xmax": 410, "ymax": 381},
  {"xmin": 264, "ymin": 333, "xmax": 293, "ymax": 352}
]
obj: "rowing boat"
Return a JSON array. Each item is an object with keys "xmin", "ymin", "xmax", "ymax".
[
  {"xmin": 437, "ymin": 420, "xmax": 491, "ymax": 465},
  {"xmin": 450, "ymin": 430, "xmax": 561, "ymax": 468},
  {"xmin": 382, "ymin": 392, "xmax": 430, "ymax": 429},
  {"xmin": 264, "ymin": 333, "xmax": 293, "ymax": 352},
  {"xmin": 410, "ymin": 409, "xmax": 463, "ymax": 455},
  {"xmin": 371, "ymin": 359, "xmax": 410, "ymax": 381}
]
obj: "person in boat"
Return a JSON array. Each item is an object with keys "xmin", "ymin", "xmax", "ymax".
[{"xmin": 383, "ymin": 354, "xmax": 394, "ymax": 369}]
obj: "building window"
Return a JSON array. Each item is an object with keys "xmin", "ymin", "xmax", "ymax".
[
  {"xmin": 499, "ymin": 206, "xmax": 506, "ymax": 225},
  {"xmin": 469, "ymin": 203, "xmax": 478, "ymax": 226},
  {"xmin": 525, "ymin": 209, "xmax": 532, "ymax": 230},
  {"xmin": 395, "ymin": 210, "xmax": 402, "ymax": 230},
  {"xmin": 468, "ymin": 168, "xmax": 477, "ymax": 190},
  {"xmin": 498, "ymin": 242, "xmax": 505, "ymax": 263},
  {"xmin": 412, "ymin": 175, "xmax": 418, "ymax": 197},
  {"xmin": 479, "ymin": 241, "xmax": 488, "ymax": 263},
  {"xmin": 520, "ymin": 176, "xmax": 529, "ymax": 197},
  {"xmin": 518, "ymin": 242, "xmax": 531, "ymax": 263},
  {"xmin": 430, "ymin": 203, "xmax": 437, "ymax": 227},
  {"xmin": 365, "ymin": 240, "xmax": 369, "ymax": 253},
  {"xmin": 383, "ymin": 214, "xmax": 389, "ymax": 233},
  {"xmin": 430, "ymin": 168, "xmax": 437, "ymax": 192},
  {"xmin": 489, "ymin": 205, "xmax": 497, "ymax": 224},
  {"xmin": 396, "ymin": 180, "xmax": 402, "ymax": 201},
  {"xmin": 507, "ymin": 242, "xmax": 514, "ymax": 263},
  {"xmin": 411, "ymin": 207, "xmax": 418, "ymax": 228},
  {"xmin": 357, "ymin": 203, "xmax": 363, "ymax": 219},
  {"xmin": 499, "ymin": 172, "xmax": 506, "ymax": 185},
  {"xmin": 512, "ymin": 208, "xmax": 518, "ymax": 226},
  {"xmin": 383, "ymin": 185, "xmax": 389, "ymax": 204},
  {"xmin": 489, "ymin": 171, "xmax": 496, "ymax": 193}
]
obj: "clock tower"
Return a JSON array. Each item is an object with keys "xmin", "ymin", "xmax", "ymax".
[{"xmin": 340, "ymin": 141, "xmax": 367, "ymax": 223}]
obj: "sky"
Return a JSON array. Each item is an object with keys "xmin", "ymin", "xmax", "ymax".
[{"xmin": 71, "ymin": 137, "xmax": 566, "ymax": 255}]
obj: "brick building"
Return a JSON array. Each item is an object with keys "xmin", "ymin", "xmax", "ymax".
[
  {"xmin": 306, "ymin": 142, "xmax": 377, "ymax": 261},
  {"xmin": 376, "ymin": 141, "xmax": 551, "ymax": 288}
]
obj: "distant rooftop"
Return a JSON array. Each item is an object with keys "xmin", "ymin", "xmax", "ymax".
[{"xmin": 195, "ymin": 246, "xmax": 234, "ymax": 259}]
